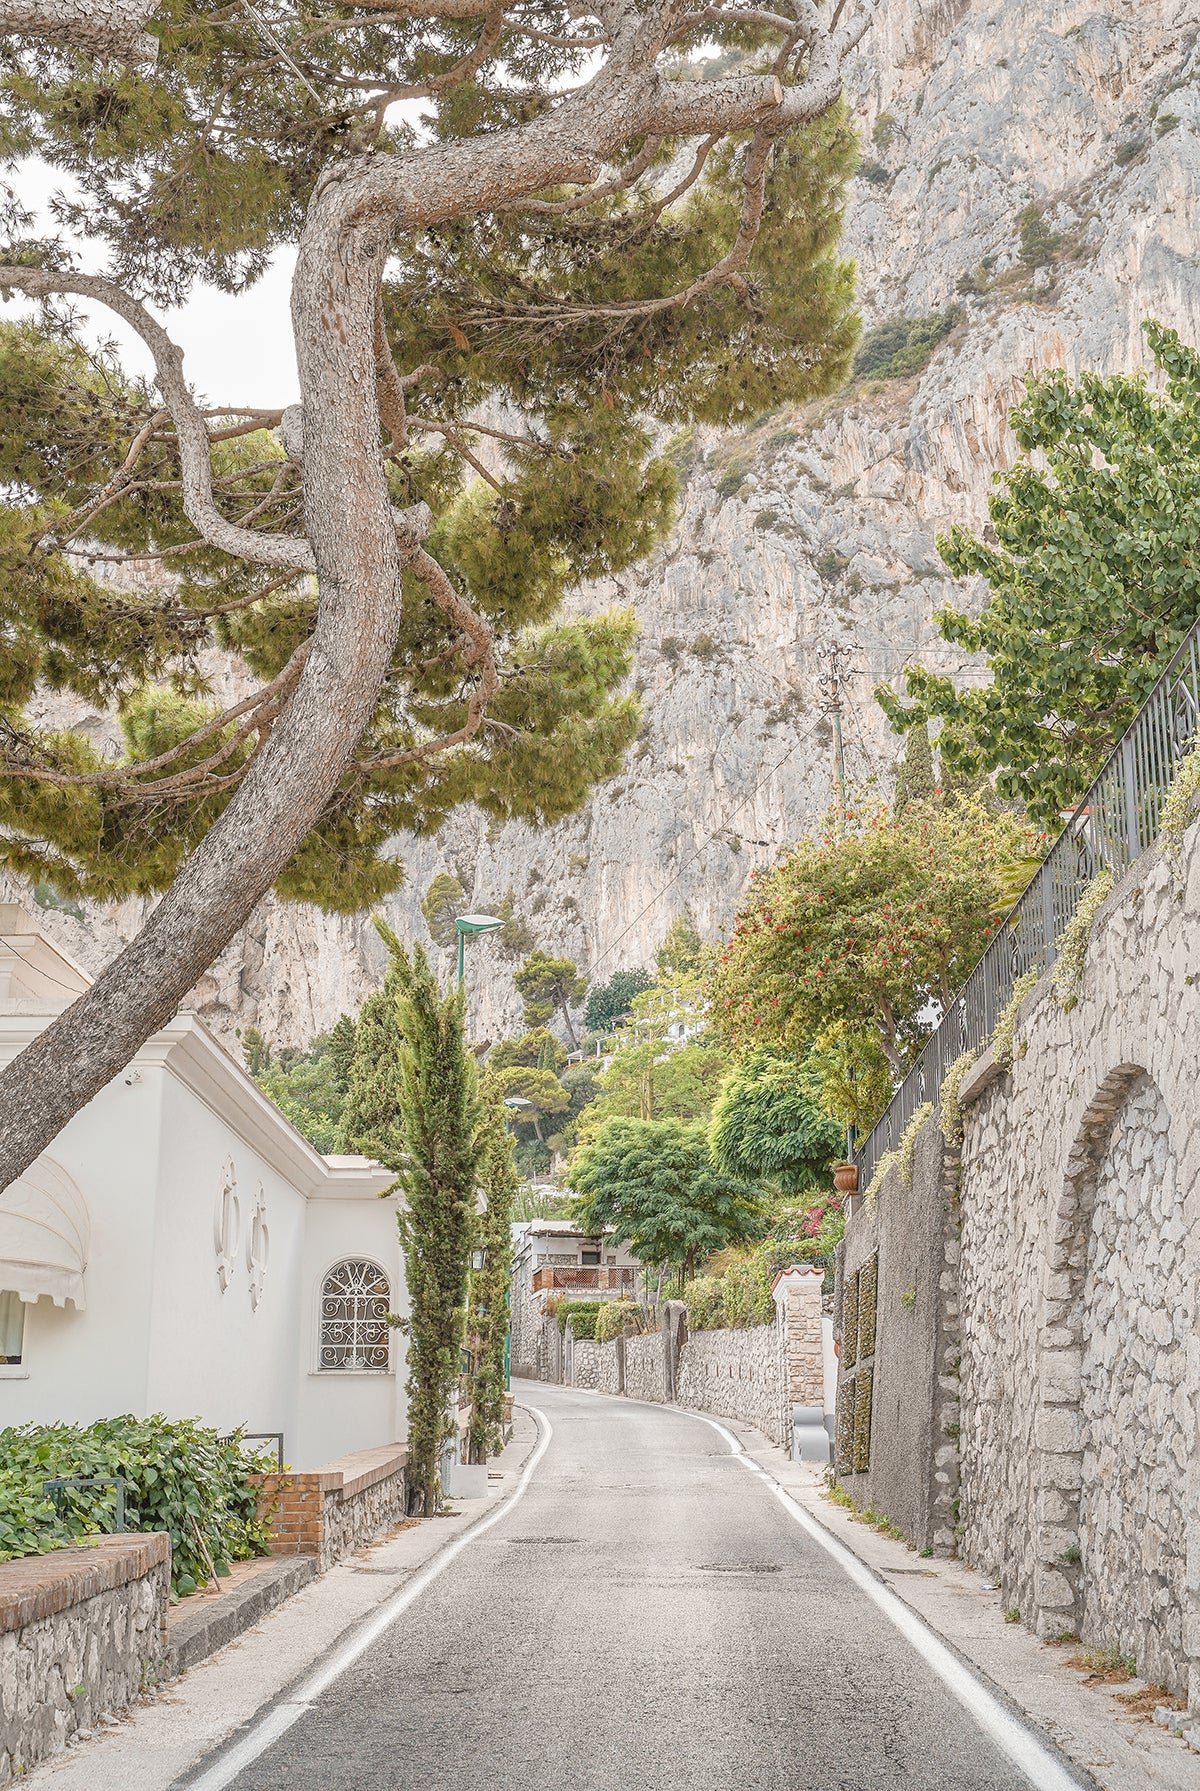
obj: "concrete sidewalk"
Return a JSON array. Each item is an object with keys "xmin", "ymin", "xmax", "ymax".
[
  {"xmin": 726, "ymin": 1417, "xmax": 1200, "ymax": 1791},
  {"xmin": 33, "ymin": 1413, "xmax": 540, "ymax": 1791}
]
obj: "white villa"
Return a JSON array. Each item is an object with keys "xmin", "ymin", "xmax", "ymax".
[{"xmin": 0, "ymin": 906, "xmax": 406, "ymax": 1469}]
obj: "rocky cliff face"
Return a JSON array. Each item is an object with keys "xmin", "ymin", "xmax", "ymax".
[{"xmin": 10, "ymin": 0, "xmax": 1200, "ymax": 1051}]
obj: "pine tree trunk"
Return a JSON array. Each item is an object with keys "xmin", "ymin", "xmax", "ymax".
[{"xmin": 0, "ymin": 183, "xmax": 402, "ymax": 1195}]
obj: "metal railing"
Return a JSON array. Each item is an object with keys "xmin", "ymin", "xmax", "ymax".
[{"xmin": 854, "ymin": 620, "xmax": 1200, "ymax": 1192}]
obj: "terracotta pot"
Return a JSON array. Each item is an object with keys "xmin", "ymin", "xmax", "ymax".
[{"xmin": 832, "ymin": 1161, "xmax": 859, "ymax": 1195}]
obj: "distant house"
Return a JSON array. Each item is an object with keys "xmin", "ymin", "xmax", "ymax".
[
  {"xmin": 0, "ymin": 905, "xmax": 405, "ymax": 1470},
  {"xmin": 509, "ymin": 1218, "xmax": 641, "ymax": 1379}
]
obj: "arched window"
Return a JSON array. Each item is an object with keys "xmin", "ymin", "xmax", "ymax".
[{"xmin": 318, "ymin": 1259, "xmax": 391, "ymax": 1371}]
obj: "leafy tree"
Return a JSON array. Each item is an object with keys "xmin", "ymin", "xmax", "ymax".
[
  {"xmin": 0, "ymin": 0, "xmax": 867, "ymax": 1196},
  {"xmin": 801, "ymin": 1022, "xmax": 893, "ymax": 1135},
  {"xmin": 707, "ymin": 797, "xmax": 1037, "ymax": 1075},
  {"xmin": 655, "ymin": 908, "xmax": 703, "ymax": 976},
  {"xmin": 466, "ymin": 1102, "xmax": 517, "ymax": 1465},
  {"xmin": 422, "ymin": 874, "xmax": 468, "ymax": 950},
  {"xmin": 891, "ymin": 719, "xmax": 935, "ymax": 813},
  {"xmin": 570, "ymin": 1116, "xmax": 763, "ymax": 1284},
  {"xmin": 513, "ymin": 951, "xmax": 587, "ymax": 1046},
  {"xmin": 709, "ymin": 1048, "xmax": 842, "ymax": 1193},
  {"xmin": 879, "ymin": 323, "xmax": 1200, "ymax": 826},
  {"xmin": 250, "ymin": 1027, "xmax": 355, "ymax": 1152},
  {"xmin": 555, "ymin": 1062, "xmax": 604, "ymax": 1152},
  {"xmin": 584, "ymin": 967, "xmax": 656, "ymax": 1035},
  {"xmin": 386, "ymin": 931, "xmax": 479, "ymax": 1516}
]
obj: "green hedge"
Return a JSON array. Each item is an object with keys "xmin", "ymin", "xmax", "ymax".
[
  {"xmin": 594, "ymin": 1299, "xmax": 645, "ymax": 1344},
  {"xmin": 0, "ymin": 1416, "xmax": 276, "ymax": 1597},
  {"xmin": 557, "ymin": 1300, "xmax": 601, "ymax": 1339}
]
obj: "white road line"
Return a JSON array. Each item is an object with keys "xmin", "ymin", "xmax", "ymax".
[
  {"xmin": 179, "ymin": 1406, "xmax": 553, "ymax": 1791},
  {"xmin": 692, "ymin": 1414, "xmax": 1085, "ymax": 1791}
]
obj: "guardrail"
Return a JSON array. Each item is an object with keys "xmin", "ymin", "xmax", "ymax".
[{"xmin": 854, "ymin": 619, "xmax": 1200, "ymax": 1192}]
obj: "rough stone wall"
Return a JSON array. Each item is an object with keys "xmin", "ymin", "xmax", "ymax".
[
  {"xmin": 676, "ymin": 1325, "xmax": 783, "ymax": 1444},
  {"xmin": 623, "ymin": 1333, "xmax": 667, "ymax": 1404},
  {"xmin": 835, "ymin": 1119, "xmax": 960, "ymax": 1554},
  {"xmin": 256, "ymin": 1451, "xmax": 408, "ymax": 1571},
  {"xmin": 571, "ymin": 1340, "xmax": 601, "ymax": 1391},
  {"xmin": 595, "ymin": 1341, "xmax": 621, "ymax": 1395},
  {"xmin": 842, "ymin": 817, "xmax": 1200, "ymax": 1709},
  {"xmin": 0, "ymin": 1535, "xmax": 168, "ymax": 1782}
]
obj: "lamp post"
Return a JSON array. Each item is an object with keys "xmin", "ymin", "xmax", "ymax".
[
  {"xmin": 502, "ymin": 1095, "xmax": 533, "ymax": 1132},
  {"xmin": 454, "ymin": 912, "xmax": 505, "ymax": 987}
]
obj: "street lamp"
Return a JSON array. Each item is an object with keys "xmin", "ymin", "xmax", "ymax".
[
  {"xmin": 454, "ymin": 912, "xmax": 505, "ymax": 986},
  {"xmin": 503, "ymin": 1095, "xmax": 533, "ymax": 1134}
]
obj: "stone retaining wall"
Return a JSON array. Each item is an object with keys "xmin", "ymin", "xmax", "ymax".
[
  {"xmin": 255, "ymin": 1445, "xmax": 408, "ymax": 1571},
  {"xmin": 837, "ymin": 816, "xmax": 1200, "ymax": 1711},
  {"xmin": 676, "ymin": 1324, "xmax": 782, "ymax": 1443},
  {"xmin": 623, "ymin": 1331, "xmax": 667, "ymax": 1403},
  {"xmin": 0, "ymin": 1533, "xmax": 168, "ymax": 1782}
]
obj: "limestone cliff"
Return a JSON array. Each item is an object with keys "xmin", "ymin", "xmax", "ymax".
[{"xmin": 10, "ymin": 0, "xmax": 1200, "ymax": 1050}]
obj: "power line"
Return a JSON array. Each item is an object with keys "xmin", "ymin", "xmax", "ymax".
[
  {"xmin": 0, "ymin": 930, "xmax": 91, "ymax": 1000},
  {"xmin": 587, "ymin": 712, "xmax": 824, "ymax": 978}
]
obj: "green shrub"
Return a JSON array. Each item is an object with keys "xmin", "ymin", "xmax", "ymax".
[
  {"xmin": 852, "ymin": 306, "xmax": 964, "ymax": 381},
  {"xmin": 595, "ymin": 1299, "xmax": 644, "ymax": 1343},
  {"xmin": 682, "ymin": 1275, "xmax": 727, "ymax": 1331},
  {"xmin": 0, "ymin": 1416, "xmax": 275, "ymax": 1596},
  {"xmin": 558, "ymin": 1300, "xmax": 601, "ymax": 1339}
]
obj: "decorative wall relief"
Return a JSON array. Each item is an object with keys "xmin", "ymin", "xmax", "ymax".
[
  {"xmin": 246, "ymin": 1183, "xmax": 270, "ymax": 1311},
  {"xmin": 213, "ymin": 1158, "xmax": 240, "ymax": 1293}
]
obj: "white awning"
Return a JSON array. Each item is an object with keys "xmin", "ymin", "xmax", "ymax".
[{"xmin": 0, "ymin": 1156, "xmax": 89, "ymax": 1308}]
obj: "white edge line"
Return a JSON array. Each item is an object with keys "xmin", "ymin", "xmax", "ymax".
[
  {"xmin": 690, "ymin": 1413, "xmax": 1086, "ymax": 1791},
  {"xmin": 180, "ymin": 1404, "xmax": 553, "ymax": 1791}
]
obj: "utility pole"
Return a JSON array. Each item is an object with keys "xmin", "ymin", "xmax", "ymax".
[{"xmin": 815, "ymin": 639, "xmax": 853, "ymax": 824}]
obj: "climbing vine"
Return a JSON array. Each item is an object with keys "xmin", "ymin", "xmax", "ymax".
[
  {"xmin": 466, "ymin": 1105, "xmax": 518, "ymax": 1466},
  {"xmin": 865, "ymin": 1102, "xmax": 934, "ymax": 1206},
  {"xmin": 991, "ymin": 967, "xmax": 1040, "ymax": 1068},
  {"xmin": 939, "ymin": 1049, "xmax": 978, "ymax": 1151},
  {"xmin": 1051, "ymin": 873, "xmax": 1115, "ymax": 1012},
  {"xmin": 1159, "ymin": 742, "xmax": 1200, "ymax": 868}
]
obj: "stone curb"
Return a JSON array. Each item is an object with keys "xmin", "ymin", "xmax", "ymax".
[{"xmin": 165, "ymin": 1557, "xmax": 319, "ymax": 1679}]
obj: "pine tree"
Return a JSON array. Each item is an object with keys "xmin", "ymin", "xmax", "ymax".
[
  {"xmin": 655, "ymin": 909, "xmax": 703, "ymax": 976},
  {"xmin": 381, "ymin": 926, "xmax": 479, "ymax": 1516},
  {"xmin": 466, "ymin": 1103, "xmax": 518, "ymax": 1465},
  {"xmin": 513, "ymin": 951, "xmax": 587, "ymax": 1047},
  {"xmin": 0, "ymin": 2, "xmax": 870, "ymax": 1196}
]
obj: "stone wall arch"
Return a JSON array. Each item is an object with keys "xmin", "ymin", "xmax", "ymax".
[{"xmin": 1031, "ymin": 1065, "xmax": 1195, "ymax": 1696}]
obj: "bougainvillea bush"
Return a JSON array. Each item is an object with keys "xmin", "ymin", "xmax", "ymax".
[
  {"xmin": 0, "ymin": 1416, "xmax": 275, "ymax": 1595},
  {"xmin": 707, "ymin": 797, "xmax": 1039, "ymax": 1079}
]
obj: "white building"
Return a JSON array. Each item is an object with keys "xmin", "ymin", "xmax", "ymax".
[{"xmin": 0, "ymin": 907, "xmax": 406, "ymax": 1470}]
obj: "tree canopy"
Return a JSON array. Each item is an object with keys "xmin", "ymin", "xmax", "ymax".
[
  {"xmin": 584, "ymin": 966, "xmax": 656, "ymax": 1035},
  {"xmin": 569, "ymin": 1115, "xmax": 762, "ymax": 1282},
  {"xmin": 512, "ymin": 950, "xmax": 586, "ymax": 1045},
  {"xmin": 707, "ymin": 796, "xmax": 1037, "ymax": 1075},
  {"xmin": 708, "ymin": 1047, "xmax": 842, "ymax": 1193},
  {"xmin": 879, "ymin": 322, "xmax": 1200, "ymax": 826},
  {"xmin": 0, "ymin": 0, "xmax": 874, "ymax": 1198}
]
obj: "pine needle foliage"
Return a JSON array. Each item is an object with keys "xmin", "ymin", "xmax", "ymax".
[
  {"xmin": 466, "ymin": 1102, "xmax": 518, "ymax": 1465},
  {"xmin": 0, "ymin": 13, "xmax": 862, "ymax": 905}
]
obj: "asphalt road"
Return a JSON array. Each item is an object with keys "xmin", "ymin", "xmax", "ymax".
[{"xmin": 193, "ymin": 1384, "xmax": 1067, "ymax": 1791}]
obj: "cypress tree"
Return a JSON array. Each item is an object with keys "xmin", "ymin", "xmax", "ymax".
[
  {"xmin": 383, "ymin": 926, "xmax": 479, "ymax": 1516},
  {"xmin": 466, "ymin": 1104, "xmax": 518, "ymax": 1465},
  {"xmin": 338, "ymin": 972, "xmax": 406, "ymax": 1169},
  {"xmin": 893, "ymin": 720, "xmax": 936, "ymax": 813}
]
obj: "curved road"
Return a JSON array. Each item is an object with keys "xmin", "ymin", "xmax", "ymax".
[{"xmin": 187, "ymin": 1385, "xmax": 1077, "ymax": 1791}]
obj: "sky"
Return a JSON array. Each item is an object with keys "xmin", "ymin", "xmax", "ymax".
[{"xmin": 11, "ymin": 158, "xmax": 302, "ymax": 408}]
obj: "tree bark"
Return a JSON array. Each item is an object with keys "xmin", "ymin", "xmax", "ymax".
[{"xmin": 0, "ymin": 0, "xmax": 158, "ymax": 59}]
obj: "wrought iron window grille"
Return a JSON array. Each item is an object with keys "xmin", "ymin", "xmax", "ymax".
[{"xmin": 318, "ymin": 1258, "xmax": 392, "ymax": 1371}]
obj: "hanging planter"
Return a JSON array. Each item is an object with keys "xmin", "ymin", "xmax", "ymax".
[{"xmin": 832, "ymin": 1161, "xmax": 859, "ymax": 1196}]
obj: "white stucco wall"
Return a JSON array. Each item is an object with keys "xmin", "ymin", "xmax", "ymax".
[{"xmin": 0, "ymin": 924, "xmax": 402, "ymax": 1470}]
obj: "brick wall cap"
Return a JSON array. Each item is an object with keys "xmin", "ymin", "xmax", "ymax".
[
  {"xmin": 253, "ymin": 1443, "xmax": 407, "ymax": 1499},
  {"xmin": 0, "ymin": 1532, "xmax": 169, "ymax": 1635}
]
